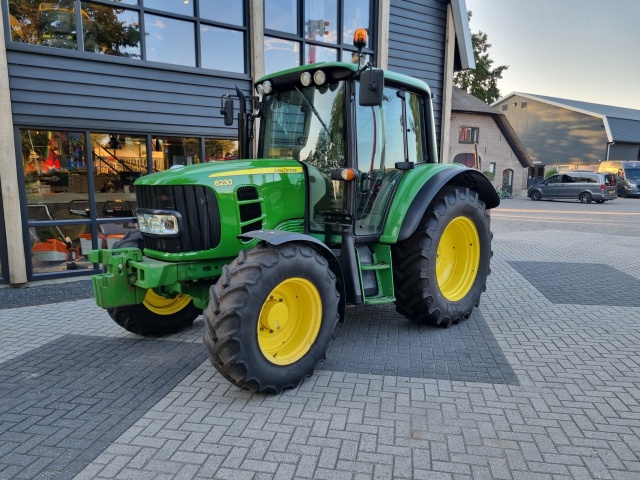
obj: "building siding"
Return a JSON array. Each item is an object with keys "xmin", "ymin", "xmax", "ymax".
[
  {"xmin": 388, "ymin": 0, "xmax": 446, "ymax": 145},
  {"xmin": 7, "ymin": 49, "xmax": 250, "ymax": 137},
  {"xmin": 497, "ymin": 95, "xmax": 609, "ymax": 166}
]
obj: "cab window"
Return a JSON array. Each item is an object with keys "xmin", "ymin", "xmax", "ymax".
[{"xmin": 354, "ymin": 86, "xmax": 424, "ymax": 234}]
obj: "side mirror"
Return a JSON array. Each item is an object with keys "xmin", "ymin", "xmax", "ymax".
[
  {"xmin": 221, "ymin": 97, "xmax": 234, "ymax": 126},
  {"xmin": 359, "ymin": 69, "xmax": 384, "ymax": 107}
]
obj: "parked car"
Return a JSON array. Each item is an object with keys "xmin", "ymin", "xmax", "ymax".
[
  {"xmin": 598, "ymin": 161, "xmax": 640, "ymax": 198},
  {"xmin": 528, "ymin": 171, "xmax": 617, "ymax": 203}
]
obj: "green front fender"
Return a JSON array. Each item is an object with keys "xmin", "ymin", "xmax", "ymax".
[{"xmin": 381, "ymin": 163, "xmax": 499, "ymax": 244}]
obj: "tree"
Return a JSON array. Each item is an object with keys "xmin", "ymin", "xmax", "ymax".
[{"xmin": 454, "ymin": 11, "xmax": 508, "ymax": 104}]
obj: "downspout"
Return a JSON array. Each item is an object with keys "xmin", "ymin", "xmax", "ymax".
[
  {"xmin": 0, "ymin": 7, "xmax": 28, "ymax": 283},
  {"xmin": 606, "ymin": 142, "xmax": 614, "ymax": 161}
]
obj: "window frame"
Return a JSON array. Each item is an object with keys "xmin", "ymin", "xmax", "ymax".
[
  {"xmin": 263, "ymin": 0, "xmax": 377, "ymax": 74},
  {"xmin": 458, "ymin": 126, "xmax": 479, "ymax": 144},
  {"xmin": 5, "ymin": 0, "xmax": 250, "ymax": 76}
]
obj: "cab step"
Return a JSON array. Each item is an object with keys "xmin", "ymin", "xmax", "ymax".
[{"xmin": 356, "ymin": 244, "xmax": 396, "ymax": 305}]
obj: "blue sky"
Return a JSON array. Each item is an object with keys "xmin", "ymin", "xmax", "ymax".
[{"xmin": 464, "ymin": 0, "xmax": 640, "ymax": 109}]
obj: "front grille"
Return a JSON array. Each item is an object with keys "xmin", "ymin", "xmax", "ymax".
[{"xmin": 136, "ymin": 185, "xmax": 221, "ymax": 253}]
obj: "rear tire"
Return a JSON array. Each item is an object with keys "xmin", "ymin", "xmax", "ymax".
[
  {"xmin": 203, "ymin": 243, "xmax": 340, "ymax": 394},
  {"xmin": 579, "ymin": 192, "xmax": 593, "ymax": 203},
  {"xmin": 392, "ymin": 187, "xmax": 492, "ymax": 327},
  {"xmin": 106, "ymin": 230, "xmax": 202, "ymax": 335}
]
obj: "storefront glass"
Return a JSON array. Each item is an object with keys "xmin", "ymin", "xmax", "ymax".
[
  {"xmin": 143, "ymin": 0, "xmax": 193, "ymax": 16},
  {"xmin": 305, "ymin": 44, "xmax": 337, "ymax": 64},
  {"xmin": 17, "ymin": 131, "xmax": 237, "ymax": 278},
  {"xmin": 265, "ymin": 0, "xmax": 298, "ymax": 34},
  {"xmin": 264, "ymin": 37, "xmax": 300, "ymax": 75},
  {"xmin": 200, "ymin": 0, "xmax": 243, "ymax": 26},
  {"xmin": 200, "ymin": 26, "xmax": 245, "ymax": 73},
  {"xmin": 151, "ymin": 136, "xmax": 201, "ymax": 171},
  {"xmin": 305, "ymin": 0, "xmax": 338, "ymax": 44},
  {"xmin": 205, "ymin": 139, "xmax": 239, "ymax": 161},
  {"xmin": 342, "ymin": 0, "xmax": 369, "ymax": 44},
  {"xmin": 263, "ymin": 0, "xmax": 375, "ymax": 74},
  {"xmin": 81, "ymin": 3, "xmax": 141, "ymax": 58},
  {"xmin": 8, "ymin": 0, "xmax": 247, "ymax": 74},
  {"xmin": 144, "ymin": 14, "xmax": 196, "ymax": 67},
  {"xmin": 9, "ymin": 0, "xmax": 80, "ymax": 49}
]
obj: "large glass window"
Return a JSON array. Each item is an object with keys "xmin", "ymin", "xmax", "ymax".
[
  {"xmin": 200, "ymin": 0, "xmax": 244, "ymax": 26},
  {"xmin": 264, "ymin": 37, "xmax": 300, "ymax": 74},
  {"xmin": 20, "ymin": 129, "xmax": 93, "ymax": 274},
  {"xmin": 305, "ymin": 0, "xmax": 337, "ymax": 44},
  {"xmin": 8, "ymin": 0, "xmax": 247, "ymax": 74},
  {"xmin": 264, "ymin": 0, "xmax": 375, "ymax": 74},
  {"xmin": 205, "ymin": 139, "xmax": 239, "ymax": 161},
  {"xmin": 143, "ymin": 0, "xmax": 193, "ymax": 16},
  {"xmin": 151, "ymin": 136, "xmax": 201, "ymax": 171},
  {"xmin": 145, "ymin": 14, "xmax": 195, "ymax": 67},
  {"xmin": 265, "ymin": 0, "xmax": 298, "ymax": 34},
  {"xmin": 201, "ymin": 26, "xmax": 244, "ymax": 73},
  {"xmin": 81, "ymin": 3, "xmax": 141, "ymax": 58},
  {"xmin": 17, "ymin": 130, "xmax": 237, "ymax": 278}
]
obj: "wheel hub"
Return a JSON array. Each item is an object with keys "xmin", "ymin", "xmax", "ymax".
[
  {"xmin": 257, "ymin": 277, "xmax": 322, "ymax": 365},
  {"xmin": 260, "ymin": 297, "xmax": 290, "ymax": 331},
  {"xmin": 436, "ymin": 216, "xmax": 480, "ymax": 302}
]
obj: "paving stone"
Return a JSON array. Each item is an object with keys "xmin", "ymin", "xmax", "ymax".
[{"xmin": 0, "ymin": 335, "xmax": 204, "ymax": 479}]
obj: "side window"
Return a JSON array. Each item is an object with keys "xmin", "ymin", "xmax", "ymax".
[
  {"xmin": 546, "ymin": 175, "xmax": 560, "ymax": 184},
  {"xmin": 406, "ymin": 93, "xmax": 426, "ymax": 163},
  {"xmin": 354, "ymin": 86, "xmax": 405, "ymax": 235}
]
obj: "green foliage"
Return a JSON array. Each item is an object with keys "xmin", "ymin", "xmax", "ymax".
[
  {"xmin": 544, "ymin": 169, "xmax": 558, "ymax": 179},
  {"xmin": 482, "ymin": 171, "xmax": 495, "ymax": 181},
  {"xmin": 454, "ymin": 11, "xmax": 508, "ymax": 105}
]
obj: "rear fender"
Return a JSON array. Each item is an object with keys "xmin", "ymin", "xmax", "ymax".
[
  {"xmin": 382, "ymin": 165, "xmax": 500, "ymax": 243},
  {"xmin": 238, "ymin": 230, "xmax": 346, "ymax": 321}
]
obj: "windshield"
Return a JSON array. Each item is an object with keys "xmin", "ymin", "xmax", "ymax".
[
  {"xmin": 625, "ymin": 168, "xmax": 640, "ymax": 181},
  {"xmin": 260, "ymin": 82, "xmax": 346, "ymax": 168}
]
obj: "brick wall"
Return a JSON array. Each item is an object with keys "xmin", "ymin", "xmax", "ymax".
[{"xmin": 449, "ymin": 112, "xmax": 528, "ymax": 196}]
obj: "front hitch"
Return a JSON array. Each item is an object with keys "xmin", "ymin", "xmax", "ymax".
[{"xmin": 88, "ymin": 248, "xmax": 146, "ymax": 309}]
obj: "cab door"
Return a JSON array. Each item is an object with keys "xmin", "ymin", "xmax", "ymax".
[{"xmin": 352, "ymin": 85, "xmax": 426, "ymax": 236}]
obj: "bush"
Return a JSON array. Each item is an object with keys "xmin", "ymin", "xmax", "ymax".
[{"xmin": 544, "ymin": 169, "xmax": 558, "ymax": 179}]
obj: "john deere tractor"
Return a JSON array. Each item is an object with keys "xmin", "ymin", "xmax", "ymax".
[{"xmin": 89, "ymin": 36, "xmax": 499, "ymax": 393}]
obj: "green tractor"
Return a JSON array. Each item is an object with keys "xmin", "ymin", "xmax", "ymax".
[{"xmin": 89, "ymin": 51, "xmax": 499, "ymax": 394}]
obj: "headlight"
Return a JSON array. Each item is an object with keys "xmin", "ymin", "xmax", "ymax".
[
  {"xmin": 313, "ymin": 70, "xmax": 326, "ymax": 85},
  {"xmin": 262, "ymin": 80, "xmax": 273, "ymax": 95},
  {"xmin": 137, "ymin": 212, "xmax": 180, "ymax": 235}
]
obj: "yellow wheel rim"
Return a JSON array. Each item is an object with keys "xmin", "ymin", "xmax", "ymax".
[
  {"xmin": 436, "ymin": 216, "xmax": 480, "ymax": 302},
  {"xmin": 257, "ymin": 278, "xmax": 322, "ymax": 365},
  {"xmin": 143, "ymin": 290, "xmax": 191, "ymax": 315}
]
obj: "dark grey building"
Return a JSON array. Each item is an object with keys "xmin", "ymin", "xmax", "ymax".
[
  {"xmin": 0, "ymin": 0, "xmax": 473, "ymax": 285},
  {"xmin": 494, "ymin": 93, "xmax": 640, "ymax": 175}
]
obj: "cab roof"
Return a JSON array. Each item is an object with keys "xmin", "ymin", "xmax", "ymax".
[{"xmin": 257, "ymin": 62, "xmax": 432, "ymax": 98}]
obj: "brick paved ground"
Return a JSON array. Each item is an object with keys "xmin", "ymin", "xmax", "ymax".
[{"xmin": 1, "ymin": 197, "xmax": 640, "ymax": 479}]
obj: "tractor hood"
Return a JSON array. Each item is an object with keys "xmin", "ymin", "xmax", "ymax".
[{"xmin": 135, "ymin": 159, "xmax": 304, "ymax": 187}]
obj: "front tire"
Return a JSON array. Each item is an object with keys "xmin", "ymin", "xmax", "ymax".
[
  {"xmin": 203, "ymin": 243, "xmax": 340, "ymax": 394},
  {"xmin": 107, "ymin": 230, "xmax": 202, "ymax": 335},
  {"xmin": 108, "ymin": 291, "xmax": 202, "ymax": 335},
  {"xmin": 530, "ymin": 190, "xmax": 542, "ymax": 201},
  {"xmin": 392, "ymin": 187, "xmax": 492, "ymax": 327}
]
